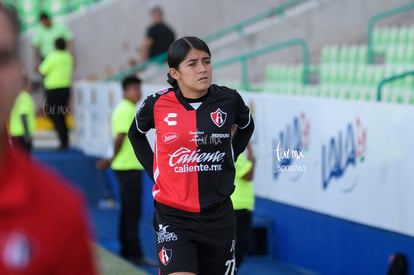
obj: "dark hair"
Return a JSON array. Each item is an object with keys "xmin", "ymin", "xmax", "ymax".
[
  {"xmin": 0, "ymin": 3, "xmax": 21, "ymax": 44},
  {"xmin": 122, "ymin": 75, "xmax": 142, "ymax": 91},
  {"xmin": 151, "ymin": 6, "xmax": 163, "ymax": 16},
  {"xmin": 166, "ymin": 36, "xmax": 211, "ymax": 88},
  {"xmin": 387, "ymin": 253, "xmax": 408, "ymax": 275},
  {"xmin": 39, "ymin": 12, "xmax": 50, "ymax": 21},
  {"xmin": 55, "ymin": 38, "xmax": 66, "ymax": 50}
]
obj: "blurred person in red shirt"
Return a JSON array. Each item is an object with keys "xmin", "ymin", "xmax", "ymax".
[{"xmin": 0, "ymin": 3, "xmax": 97, "ymax": 274}]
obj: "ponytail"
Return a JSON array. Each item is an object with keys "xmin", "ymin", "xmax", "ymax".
[{"xmin": 167, "ymin": 73, "xmax": 179, "ymax": 89}]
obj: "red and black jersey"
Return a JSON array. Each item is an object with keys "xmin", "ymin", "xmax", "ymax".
[
  {"xmin": 0, "ymin": 145, "xmax": 97, "ymax": 275},
  {"xmin": 129, "ymin": 84, "xmax": 254, "ymax": 213}
]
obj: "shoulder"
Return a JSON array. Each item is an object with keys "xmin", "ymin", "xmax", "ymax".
[
  {"xmin": 22, "ymin": 157, "xmax": 85, "ymax": 211},
  {"xmin": 209, "ymin": 84, "xmax": 241, "ymax": 98},
  {"xmin": 113, "ymin": 100, "xmax": 134, "ymax": 116},
  {"xmin": 145, "ymin": 88, "xmax": 174, "ymax": 104},
  {"xmin": 55, "ymin": 22, "xmax": 70, "ymax": 30},
  {"xmin": 20, "ymin": 92, "xmax": 33, "ymax": 104}
]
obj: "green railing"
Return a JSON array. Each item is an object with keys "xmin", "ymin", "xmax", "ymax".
[
  {"xmin": 213, "ymin": 38, "xmax": 309, "ymax": 90},
  {"xmin": 367, "ymin": 2, "xmax": 414, "ymax": 63},
  {"xmin": 5, "ymin": 0, "xmax": 105, "ymax": 32},
  {"xmin": 203, "ymin": 0, "xmax": 309, "ymax": 42},
  {"xmin": 106, "ymin": 0, "xmax": 314, "ymax": 81},
  {"xmin": 104, "ymin": 53, "xmax": 167, "ymax": 81},
  {"xmin": 377, "ymin": 70, "xmax": 414, "ymax": 101}
]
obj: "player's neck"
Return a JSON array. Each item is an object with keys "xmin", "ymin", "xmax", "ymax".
[{"xmin": 180, "ymin": 88, "xmax": 208, "ymax": 100}]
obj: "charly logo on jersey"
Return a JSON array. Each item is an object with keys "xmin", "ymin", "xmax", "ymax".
[
  {"xmin": 159, "ymin": 247, "xmax": 172, "ymax": 266},
  {"xmin": 156, "ymin": 224, "xmax": 178, "ymax": 244},
  {"xmin": 164, "ymin": 113, "xmax": 178, "ymax": 126},
  {"xmin": 1, "ymin": 231, "xmax": 33, "ymax": 272},
  {"xmin": 210, "ymin": 108, "xmax": 227, "ymax": 127},
  {"xmin": 169, "ymin": 147, "xmax": 225, "ymax": 173},
  {"xmin": 162, "ymin": 132, "xmax": 179, "ymax": 144}
]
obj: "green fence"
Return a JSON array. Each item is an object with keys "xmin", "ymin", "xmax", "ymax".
[
  {"xmin": 213, "ymin": 38, "xmax": 309, "ymax": 90},
  {"xmin": 377, "ymin": 70, "xmax": 414, "ymax": 101},
  {"xmin": 203, "ymin": 0, "xmax": 309, "ymax": 43},
  {"xmin": 367, "ymin": 2, "xmax": 414, "ymax": 63}
]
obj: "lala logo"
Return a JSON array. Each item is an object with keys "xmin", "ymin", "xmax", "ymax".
[
  {"xmin": 162, "ymin": 132, "xmax": 179, "ymax": 144},
  {"xmin": 210, "ymin": 108, "xmax": 227, "ymax": 127}
]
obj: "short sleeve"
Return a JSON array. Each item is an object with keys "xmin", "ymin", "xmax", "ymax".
[
  {"xmin": 146, "ymin": 25, "xmax": 155, "ymax": 40},
  {"xmin": 39, "ymin": 55, "xmax": 52, "ymax": 75},
  {"xmin": 234, "ymin": 91, "xmax": 251, "ymax": 129},
  {"xmin": 135, "ymin": 95, "xmax": 156, "ymax": 133}
]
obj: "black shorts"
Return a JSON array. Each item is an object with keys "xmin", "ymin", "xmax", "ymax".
[{"xmin": 153, "ymin": 199, "xmax": 237, "ymax": 275}]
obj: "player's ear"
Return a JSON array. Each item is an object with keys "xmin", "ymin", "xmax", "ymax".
[{"xmin": 169, "ymin": 68, "xmax": 180, "ymax": 81}]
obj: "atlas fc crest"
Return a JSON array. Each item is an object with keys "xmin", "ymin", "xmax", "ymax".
[{"xmin": 210, "ymin": 108, "xmax": 227, "ymax": 127}]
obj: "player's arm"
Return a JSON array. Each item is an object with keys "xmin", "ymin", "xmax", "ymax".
[
  {"xmin": 20, "ymin": 114, "xmax": 31, "ymax": 142},
  {"xmin": 128, "ymin": 121, "xmax": 154, "ymax": 182},
  {"xmin": 128, "ymin": 95, "xmax": 156, "ymax": 181},
  {"xmin": 232, "ymin": 90, "xmax": 254, "ymax": 159},
  {"xmin": 96, "ymin": 133, "xmax": 124, "ymax": 170},
  {"xmin": 139, "ymin": 37, "xmax": 153, "ymax": 62}
]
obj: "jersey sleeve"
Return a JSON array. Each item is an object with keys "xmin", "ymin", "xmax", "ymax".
[
  {"xmin": 134, "ymin": 94, "xmax": 156, "ymax": 133},
  {"xmin": 233, "ymin": 90, "xmax": 251, "ymax": 129}
]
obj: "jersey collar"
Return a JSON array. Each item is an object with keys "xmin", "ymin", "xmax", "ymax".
[{"xmin": 174, "ymin": 86, "xmax": 212, "ymax": 111}]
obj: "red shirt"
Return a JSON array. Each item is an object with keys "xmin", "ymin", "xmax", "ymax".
[
  {"xmin": 133, "ymin": 85, "xmax": 253, "ymax": 213},
  {"xmin": 0, "ymin": 145, "xmax": 97, "ymax": 275}
]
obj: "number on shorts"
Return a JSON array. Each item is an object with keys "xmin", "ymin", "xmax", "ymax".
[{"xmin": 224, "ymin": 258, "xmax": 236, "ymax": 275}]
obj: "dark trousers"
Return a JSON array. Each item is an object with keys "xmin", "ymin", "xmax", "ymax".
[
  {"xmin": 235, "ymin": 209, "xmax": 252, "ymax": 268},
  {"xmin": 114, "ymin": 170, "xmax": 144, "ymax": 259},
  {"xmin": 45, "ymin": 88, "xmax": 70, "ymax": 149}
]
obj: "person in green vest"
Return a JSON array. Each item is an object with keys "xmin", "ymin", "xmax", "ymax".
[
  {"xmin": 231, "ymin": 142, "xmax": 255, "ymax": 268},
  {"xmin": 39, "ymin": 37, "xmax": 73, "ymax": 150},
  {"xmin": 96, "ymin": 76, "xmax": 156, "ymax": 267},
  {"xmin": 9, "ymin": 74, "xmax": 35, "ymax": 152},
  {"xmin": 32, "ymin": 12, "xmax": 74, "ymax": 64}
]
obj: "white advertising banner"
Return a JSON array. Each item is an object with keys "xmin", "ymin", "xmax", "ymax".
[
  {"xmin": 242, "ymin": 92, "xmax": 414, "ymax": 238},
  {"xmin": 73, "ymin": 82, "xmax": 414, "ymax": 237}
]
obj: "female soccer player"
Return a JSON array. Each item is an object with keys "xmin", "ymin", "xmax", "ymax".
[{"xmin": 129, "ymin": 36, "xmax": 254, "ymax": 275}]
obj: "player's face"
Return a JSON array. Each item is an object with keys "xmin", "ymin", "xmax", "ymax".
[
  {"xmin": 170, "ymin": 48, "xmax": 212, "ymax": 98},
  {"xmin": 125, "ymin": 83, "xmax": 142, "ymax": 104},
  {"xmin": 0, "ymin": 11, "xmax": 21, "ymax": 127}
]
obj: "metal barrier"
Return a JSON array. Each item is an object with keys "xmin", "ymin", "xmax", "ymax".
[
  {"xmin": 213, "ymin": 38, "xmax": 309, "ymax": 90},
  {"xmin": 367, "ymin": 2, "xmax": 414, "ymax": 64},
  {"xmin": 377, "ymin": 70, "xmax": 414, "ymax": 101}
]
